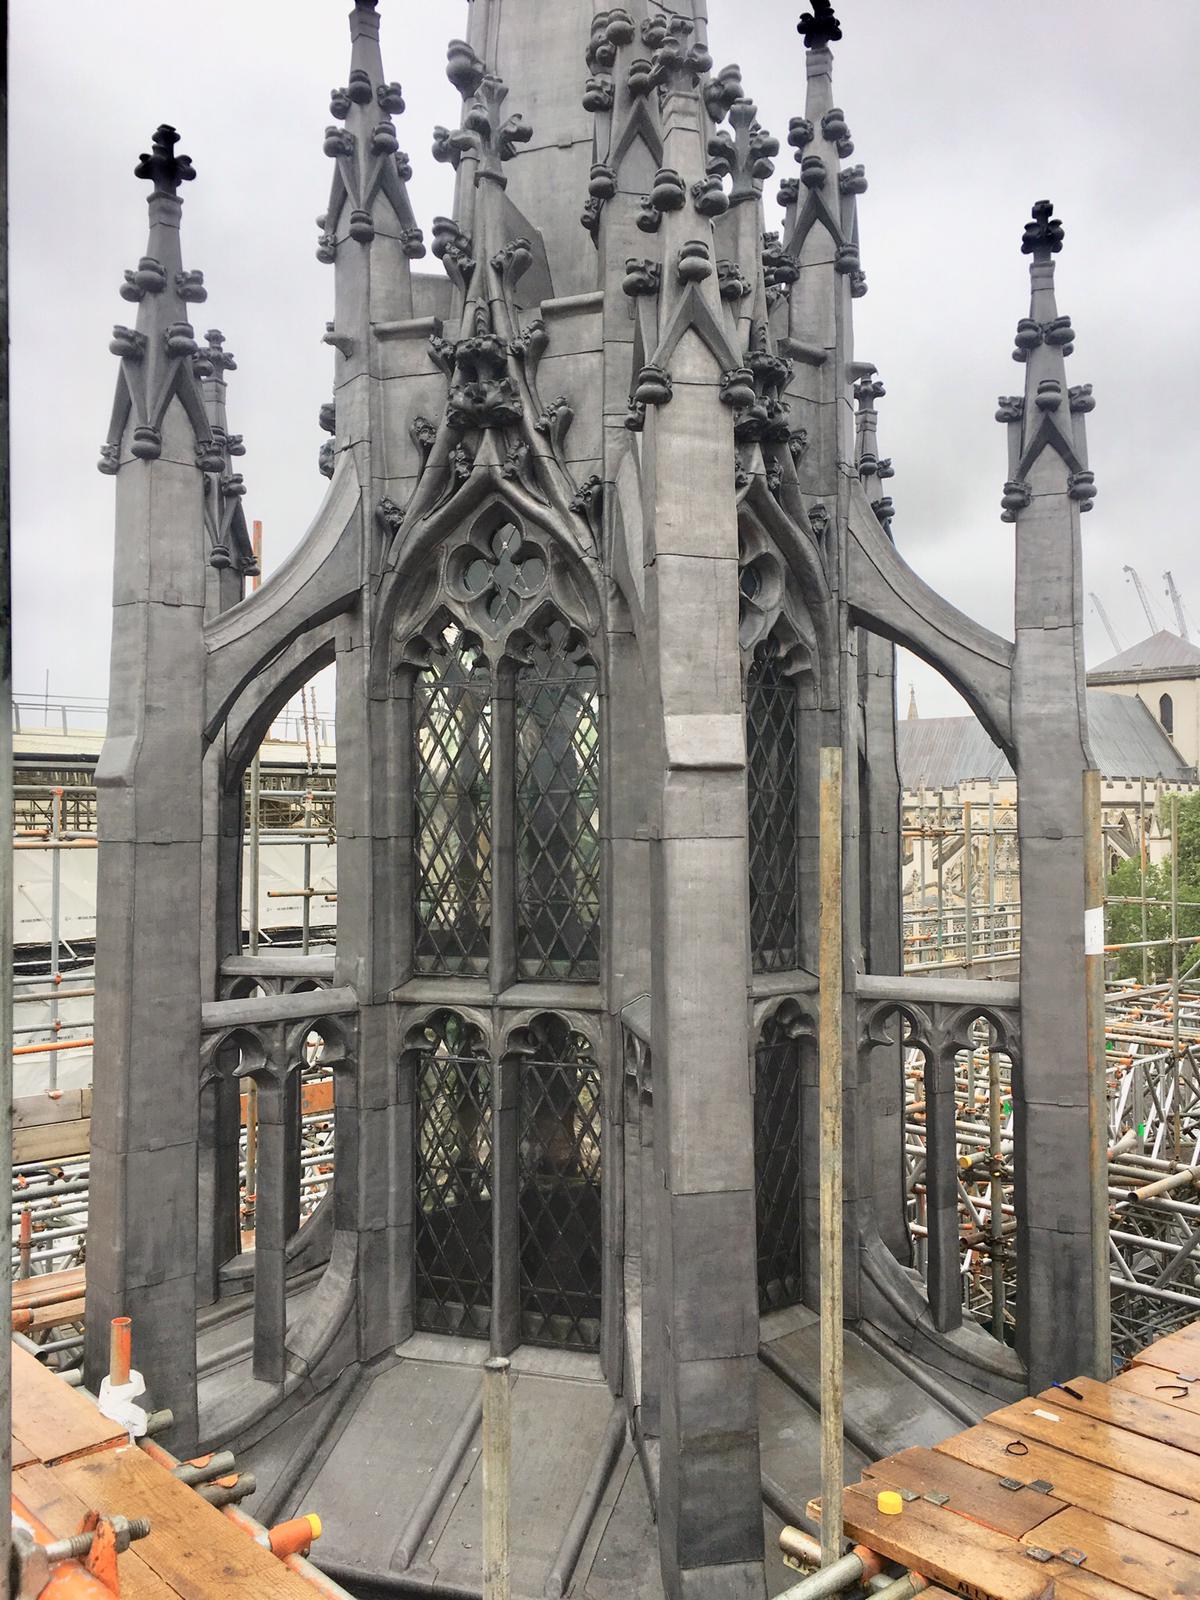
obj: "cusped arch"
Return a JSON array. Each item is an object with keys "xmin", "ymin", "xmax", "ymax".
[
  {"xmin": 200, "ymin": 1024, "xmax": 272, "ymax": 1087},
  {"xmin": 283, "ymin": 1012, "xmax": 355, "ymax": 1075},
  {"xmin": 940, "ymin": 1004, "xmax": 1019, "ymax": 1064},
  {"xmin": 860, "ymin": 998, "xmax": 937, "ymax": 1060},
  {"xmin": 751, "ymin": 991, "xmax": 817, "ymax": 1052},
  {"xmin": 374, "ymin": 477, "xmax": 604, "ymax": 697}
]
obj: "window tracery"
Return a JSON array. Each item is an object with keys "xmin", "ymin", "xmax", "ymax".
[
  {"xmin": 413, "ymin": 1009, "xmax": 494, "ymax": 1338},
  {"xmin": 404, "ymin": 509, "xmax": 602, "ymax": 988},
  {"xmin": 414, "ymin": 622, "xmax": 492, "ymax": 975},
  {"xmin": 516, "ymin": 621, "xmax": 601, "ymax": 981},
  {"xmin": 747, "ymin": 639, "xmax": 802, "ymax": 973},
  {"xmin": 516, "ymin": 1014, "xmax": 603, "ymax": 1349}
]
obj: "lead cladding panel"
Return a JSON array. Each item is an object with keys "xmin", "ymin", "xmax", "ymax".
[
  {"xmin": 515, "ymin": 620, "xmax": 601, "ymax": 982},
  {"xmin": 518, "ymin": 1015, "xmax": 602, "ymax": 1349},
  {"xmin": 413, "ymin": 623, "xmax": 492, "ymax": 976},
  {"xmin": 746, "ymin": 641, "xmax": 802, "ymax": 974},
  {"xmin": 413, "ymin": 1010, "xmax": 494, "ymax": 1339}
]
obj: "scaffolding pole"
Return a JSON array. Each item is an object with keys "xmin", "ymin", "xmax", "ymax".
[{"xmin": 818, "ymin": 747, "xmax": 843, "ymax": 1568}]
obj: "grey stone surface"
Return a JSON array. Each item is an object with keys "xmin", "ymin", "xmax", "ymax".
[{"xmin": 90, "ymin": 4, "xmax": 1107, "ymax": 1591}]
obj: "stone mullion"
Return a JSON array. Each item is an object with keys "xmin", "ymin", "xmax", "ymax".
[
  {"xmin": 196, "ymin": 1047, "xmax": 242, "ymax": 1304},
  {"xmin": 491, "ymin": 1048, "xmax": 521, "ymax": 1355},
  {"xmin": 599, "ymin": 1018, "xmax": 624, "ymax": 1388},
  {"xmin": 251, "ymin": 1067, "xmax": 288, "ymax": 1386},
  {"xmin": 490, "ymin": 664, "xmax": 518, "ymax": 992}
]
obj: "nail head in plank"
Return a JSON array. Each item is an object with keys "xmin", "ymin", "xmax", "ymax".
[
  {"xmin": 936, "ymin": 1422, "xmax": 1200, "ymax": 1558},
  {"xmin": 841, "ymin": 1481, "xmax": 1143, "ymax": 1600},
  {"xmin": 1024, "ymin": 1504, "xmax": 1200, "ymax": 1600},
  {"xmin": 987, "ymin": 1396, "xmax": 1200, "ymax": 1504},
  {"xmin": 1036, "ymin": 1373, "xmax": 1200, "ymax": 1460},
  {"xmin": 862, "ymin": 1446, "xmax": 1065, "ymax": 1538}
]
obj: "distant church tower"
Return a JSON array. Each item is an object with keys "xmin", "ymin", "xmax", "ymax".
[{"xmin": 87, "ymin": 2, "xmax": 1108, "ymax": 1594}]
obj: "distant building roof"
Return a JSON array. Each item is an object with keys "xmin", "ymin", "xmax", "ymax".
[
  {"xmin": 897, "ymin": 690, "xmax": 1195, "ymax": 789},
  {"xmin": 1088, "ymin": 629, "xmax": 1200, "ymax": 683}
]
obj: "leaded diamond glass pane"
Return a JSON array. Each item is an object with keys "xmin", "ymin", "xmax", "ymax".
[
  {"xmin": 754, "ymin": 1017, "xmax": 803, "ymax": 1312},
  {"xmin": 518, "ymin": 1017, "xmax": 602, "ymax": 1349},
  {"xmin": 414, "ymin": 1011, "xmax": 493, "ymax": 1338},
  {"xmin": 414, "ymin": 622, "xmax": 492, "ymax": 975},
  {"xmin": 747, "ymin": 643, "xmax": 801, "ymax": 973},
  {"xmin": 516, "ymin": 621, "xmax": 601, "ymax": 981}
]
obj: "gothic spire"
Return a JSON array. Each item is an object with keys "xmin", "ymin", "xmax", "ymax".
[
  {"xmin": 315, "ymin": 0, "xmax": 424, "ymax": 267},
  {"xmin": 194, "ymin": 329, "xmax": 256, "ymax": 583},
  {"xmin": 797, "ymin": 1, "xmax": 842, "ymax": 51},
  {"xmin": 997, "ymin": 200, "xmax": 1096, "ymax": 521},
  {"xmin": 98, "ymin": 125, "xmax": 213, "ymax": 474}
]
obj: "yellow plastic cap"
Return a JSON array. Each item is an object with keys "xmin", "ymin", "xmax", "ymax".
[
  {"xmin": 305, "ymin": 1513, "xmax": 323, "ymax": 1541},
  {"xmin": 877, "ymin": 1490, "xmax": 904, "ymax": 1516}
]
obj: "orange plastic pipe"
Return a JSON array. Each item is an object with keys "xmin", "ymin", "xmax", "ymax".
[
  {"xmin": 268, "ymin": 1514, "xmax": 322, "ymax": 1558},
  {"xmin": 110, "ymin": 1316, "xmax": 132, "ymax": 1386},
  {"xmin": 13, "ymin": 1038, "xmax": 94, "ymax": 1055}
]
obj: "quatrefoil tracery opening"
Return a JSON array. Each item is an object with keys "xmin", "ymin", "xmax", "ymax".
[{"xmin": 459, "ymin": 523, "xmax": 547, "ymax": 625}]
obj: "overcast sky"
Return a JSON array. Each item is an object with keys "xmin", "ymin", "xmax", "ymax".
[{"xmin": 10, "ymin": 0, "xmax": 1200, "ymax": 720}]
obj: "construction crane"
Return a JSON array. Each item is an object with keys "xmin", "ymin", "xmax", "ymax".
[
  {"xmin": 1163, "ymin": 570, "xmax": 1191, "ymax": 641},
  {"xmin": 1124, "ymin": 565, "xmax": 1163, "ymax": 636},
  {"xmin": 1090, "ymin": 593, "xmax": 1123, "ymax": 656}
]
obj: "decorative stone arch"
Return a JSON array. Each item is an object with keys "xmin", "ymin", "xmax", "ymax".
[
  {"xmin": 373, "ymin": 474, "xmax": 603, "ymax": 698},
  {"xmin": 737, "ymin": 481, "xmax": 835, "ymax": 702},
  {"xmin": 200, "ymin": 1023, "xmax": 273, "ymax": 1085}
]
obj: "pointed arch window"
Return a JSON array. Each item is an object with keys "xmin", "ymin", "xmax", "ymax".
[
  {"xmin": 409, "ymin": 570, "xmax": 602, "ymax": 986},
  {"xmin": 754, "ymin": 1011, "xmax": 804, "ymax": 1312},
  {"xmin": 746, "ymin": 637, "xmax": 802, "ymax": 973},
  {"xmin": 516, "ymin": 621, "xmax": 601, "ymax": 981},
  {"xmin": 414, "ymin": 622, "xmax": 492, "ymax": 975},
  {"xmin": 1160, "ymin": 693, "xmax": 1174, "ymax": 736},
  {"xmin": 517, "ymin": 1015, "xmax": 602, "ymax": 1349},
  {"xmin": 413, "ymin": 1010, "xmax": 494, "ymax": 1338}
]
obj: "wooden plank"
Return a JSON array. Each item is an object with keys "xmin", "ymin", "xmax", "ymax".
[
  {"xmin": 13, "ymin": 1118, "xmax": 92, "ymax": 1163},
  {"xmin": 17, "ymin": 1296, "xmax": 86, "ymax": 1332},
  {"xmin": 861, "ymin": 1446, "xmax": 1066, "ymax": 1538},
  {"xmin": 1133, "ymin": 1322, "xmax": 1200, "ymax": 1373},
  {"xmin": 15, "ymin": 1461, "xmax": 181, "ymax": 1599},
  {"xmin": 12, "ymin": 1266, "xmax": 86, "ymax": 1309},
  {"xmin": 13, "ymin": 1428, "xmax": 40, "ymax": 1471},
  {"xmin": 1023, "ymin": 1505, "xmax": 1200, "ymax": 1600},
  {"xmin": 986, "ymin": 1395, "xmax": 1200, "ymax": 1503},
  {"xmin": 1035, "ymin": 1375, "xmax": 1200, "ymax": 1459},
  {"xmin": 55, "ymin": 1444, "xmax": 330, "ymax": 1599},
  {"xmin": 10, "ymin": 1343, "xmax": 127, "ymax": 1465},
  {"xmin": 838, "ymin": 1482, "xmax": 1141, "ymax": 1600},
  {"xmin": 936, "ymin": 1421, "xmax": 1200, "ymax": 1558},
  {"xmin": 1111, "ymin": 1362, "xmax": 1200, "ymax": 1419},
  {"xmin": 13, "ymin": 1089, "xmax": 85, "ymax": 1128}
]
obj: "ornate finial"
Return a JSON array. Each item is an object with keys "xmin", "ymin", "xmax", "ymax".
[
  {"xmin": 797, "ymin": 0, "xmax": 842, "ymax": 49},
  {"xmin": 134, "ymin": 125, "xmax": 196, "ymax": 195},
  {"xmin": 1021, "ymin": 199, "xmax": 1064, "ymax": 257},
  {"xmin": 195, "ymin": 329, "xmax": 237, "ymax": 378}
]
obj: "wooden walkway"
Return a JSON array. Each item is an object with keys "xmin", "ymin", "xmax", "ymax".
[
  {"xmin": 821, "ymin": 1320, "xmax": 1200, "ymax": 1600},
  {"xmin": 10, "ymin": 1343, "xmax": 339, "ymax": 1598}
]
